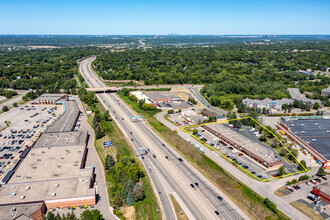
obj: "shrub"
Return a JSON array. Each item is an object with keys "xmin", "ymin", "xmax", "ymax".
[
  {"xmin": 298, "ymin": 175, "xmax": 309, "ymax": 181},
  {"xmin": 13, "ymin": 102, "xmax": 17, "ymax": 107},
  {"xmin": 193, "ymin": 129, "xmax": 198, "ymax": 134},
  {"xmin": 105, "ymin": 155, "xmax": 115, "ymax": 170},
  {"xmin": 168, "ymin": 109, "xmax": 174, "ymax": 114},
  {"xmin": 263, "ymin": 198, "xmax": 278, "ymax": 214}
]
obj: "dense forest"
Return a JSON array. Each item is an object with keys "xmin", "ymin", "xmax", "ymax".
[
  {"xmin": 0, "ymin": 47, "xmax": 102, "ymax": 92},
  {"xmin": 94, "ymin": 42, "xmax": 330, "ymax": 108}
]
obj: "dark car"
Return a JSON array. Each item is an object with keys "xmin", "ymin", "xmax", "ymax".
[
  {"xmin": 307, "ymin": 196, "xmax": 315, "ymax": 201},
  {"xmin": 178, "ymin": 158, "xmax": 183, "ymax": 162},
  {"xmin": 153, "ymin": 154, "xmax": 156, "ymax": 158},
  {"xmin": 194, "ymin": 182, "xmax": 199, "ymax": 186},
  {"xmin": 190, "ymin": 184, "xmax": 195, "ymax": 188},
  {"xmin": 217, "ymin": 195, "xmax": 223, "ymax": 201},
  {"xmin": 322, "ymin": 176, "xmax": 327, "ymax": 180},
  {"xmin": 215, "ymin": 211, "xmax": 220, "ymax": 215},
  {"xmin": 165, "ymin": 156, "xmax": 169, "ymax": 159}
]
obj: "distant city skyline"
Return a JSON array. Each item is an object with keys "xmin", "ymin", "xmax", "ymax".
[{"xmin": 1, "ymin": 0, "xmax": 329, "ymax": 35}]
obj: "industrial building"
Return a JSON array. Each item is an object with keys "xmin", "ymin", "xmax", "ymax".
[
  {"xmin": 0, "ymin": 97, "xmax": 96, "ymax": 219},
  {"xmin": 277, "ymin": 118, "xmax": 330, "ymax": 169},
  {"xmin": 313, "ymin": 182, "xmax": 330, "ymax": 203},
  {"xmin": 202, "ymin": 123, "xmax": 283, "ymax": 168},
  {"xmin": 182, "ymin": 110, "xmax": 204, "ymax": 125},
  {"xmin": 0, "ymin": 131, "xmax": 95, "ymax": 219}
]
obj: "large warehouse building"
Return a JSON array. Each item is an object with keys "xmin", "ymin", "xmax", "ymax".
[
  {"xmin": 277, "ymin": 118, "xmax": 330, "ymax": 169},
  {"xmin": 202, "ymin": 123, "xmax": 283, "ymax": 168},
  {"xmin": 0, "ymin": 97, "xmax": 96, "ymax": 219}
]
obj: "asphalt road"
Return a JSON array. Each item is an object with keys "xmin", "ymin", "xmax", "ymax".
[
  {"xmin": 79, "ymin": 57, "xmax": 247, "ymax": 220},
  {"xmin": 157, "ymin": 111, "xmax": 314, "ymax": 220}
]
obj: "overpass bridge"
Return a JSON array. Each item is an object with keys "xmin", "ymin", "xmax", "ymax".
[{"xmin": 86, "ymin": 87, "xmax": 119, "ymax": 93}]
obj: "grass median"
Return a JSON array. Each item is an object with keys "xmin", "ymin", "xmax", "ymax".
[
  {"xmin": 84, "ymin": 101, "xmax": 160, "ymax": 220},
  {"xmin": 117, "ymin": 92, "xmax": 290, "ymax": 220}
]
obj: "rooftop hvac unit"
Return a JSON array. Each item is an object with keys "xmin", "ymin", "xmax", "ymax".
[
  {"xmin": 52, "ymin": 192, "xmax": 56, "ymax": 197},
  {"xmin": 55, "ymin": 184, "xmax": 59, "ymax": 188},
  {"xmin": 20, "ymin": 196, "xmax": 25, "ymax": 200},
  {"xmin": 11, "ymin": 193, "xmax": 16, "ymax": 197},
  {"xmin": 312, "ymin": 139, "xmax": 316, "ymax": 142},
  {"xmin": 26, "ymin": 186, "xmax": 30, "ymax": 190}
]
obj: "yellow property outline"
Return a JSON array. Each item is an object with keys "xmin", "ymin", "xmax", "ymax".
[{"xmin": 180, "ymin": 116, "xmax": 307, "ymax": 181}]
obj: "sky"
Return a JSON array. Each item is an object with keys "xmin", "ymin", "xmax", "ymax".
[{"xmin": 0, "ymin": 0, "xmax": 329, "ymax": 35}]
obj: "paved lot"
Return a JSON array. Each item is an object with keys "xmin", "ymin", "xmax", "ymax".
[
  {"xmin": 0, "ymin": 104, "xmax": 62, "ymax": 180},
  {"xmin": 279, "ymin": 177, "xmax": 330, "ymax": 219},
  {"xmin": 0, "ymin": 90, "xmax": 27, "ymax": 110}
]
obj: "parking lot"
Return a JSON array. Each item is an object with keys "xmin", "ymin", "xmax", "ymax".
[
  {"xmin": 167, "ymin": 112, "xmax": 191, "ymax": 127},
  {"xmin": 278, "ymin": 176, "xmax": 330, "ymax": 218},
  {"xmin": 0, "ymin": 104, "xmax": 62, "ymax": 180}
]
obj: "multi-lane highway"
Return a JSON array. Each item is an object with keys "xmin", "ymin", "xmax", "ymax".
[{"xmin": 79, "ymin": 57, "xmax": 247, "ymax": 220}]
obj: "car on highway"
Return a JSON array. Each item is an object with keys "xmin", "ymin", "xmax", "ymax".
[
  {"xmin": 217, "ymin": 195, "xmax": 223, "ymax": 201},
  {"xmin": 165, "ymin": 156, "xmax": 168, "ymax": 159},
  {"xmin": 194, "ymin": 182, "xmax": 199, "ymax": 186},
  {"xmin": 153, "ymin": 154, "xmax": 156, "ymax": 158},
  {"xmin": 251, "ymin": 171, "xmax": 256, "ymax": 174},
  {"xmin": 215, "ymin": 211, "xmax": 220, "ymax": 215},
  {"xmin": 178, "ymin": 158, "xmax": 183, "ymax": 162},
  {"xmin": 190, "ymin": 184, "xmax": 195, "ymax": 188}
]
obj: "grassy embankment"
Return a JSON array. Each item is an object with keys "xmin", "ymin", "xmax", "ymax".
[
  {"xmin": 84, "ymin": 101, "xmax": 159, "ymax": 220},
  {"xmin": 117, "ymin": 92, "xmax": 290, "ymax": 220},
  {"xmin": 290, "ymin": 201, "xmax": 323, "ymax": 220}
]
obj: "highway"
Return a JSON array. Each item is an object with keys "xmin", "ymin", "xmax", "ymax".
[
  {"xmin": 79, "ymin": 57, "xmax": 247, "ymax": 220},
  {"xmin": 188, "ymin": 87, "xmax": 227, "ymax": 115},
  {"xmin": 156, "ymin": 110, "xmax": 311, "ymax": 220}
]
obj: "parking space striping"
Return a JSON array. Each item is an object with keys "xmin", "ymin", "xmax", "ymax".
[{"xmin": 181, "ymin": 117, "xmax": 308, "ymax": 182}]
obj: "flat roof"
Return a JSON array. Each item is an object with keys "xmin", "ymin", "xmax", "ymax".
[
  {"xmin": 33, "ymin": 131, "xmax": 88, "ymax": 149},
  {"xmin": 46, "ymin": 101, "xmax": 80, "ymax": 133},
  {"xmin": 282, "ymin": 119, "xmax": 330, "ymax": 160},
  {"xmin": 0, "ymin": 175, "xmax": 95, "ymax": 205},
  {"xmin": 10, "ymin": 132, "xmax": 88, "ymax": 183},
  {"xmin": 205, "ymin": 123, "xmax": 280, "ymax": 164},
  {"xmin": 0, "ymin": 202, "xmax": 43, "ymax": 220},
  {"xmin": 0, "ymin": 130, "xmax": 94, "ymax": 206},
  {"xmin": 32, "ymin": 94, "xmax": 65, "ymax": 103},
  {"xmin": 144, "ymin": 91, "xmax": 179, "ymax": 101}
]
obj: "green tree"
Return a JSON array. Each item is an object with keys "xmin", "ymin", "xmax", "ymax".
[
  {"xmin": 317, "ymin": 167, "xmax": 326, "ymax": 177},
  {"xmin": 297, "ymin": 160, "xmax": 307, "ymax": 171},
  {"xmin": 208, "ymin": 116, "xmax": 216, "ymax": 122},
  {"xmin": 13, "ymin": 102, "xmax": 17, "ymax": 107},
  {"xmin": 138, "ymin": 98, "xmax": 145, "ymax": 107},
  {"xmin": 103, "ymin": 110, "xmax": 110, "ymax": 121},
  {"xmin": 80, "ymin": 209, "xmax": 103, "ymax": 220},
  {"xmin": 126, "ymin": 191, "xmax": 134, "ymax": 206},
  {"xmin": 95, "ymin": 125, "xmax": 105, "ymax": 139},
  {"xmin": 44, "ymin": 212, "xmax": 55, "ymax": 220},
  {"xmin": 193, "ymin": 129, "xmax": 198, "ymax": 134},
  {"xmin": 2, "ymin": 105, "xmax": 8, "ymax": 112},
  {"xmin": 105, "ymin": 155, "xmax": 115, "ymax": 170},
  {"xmin": 133, "ymin": 183, "xmax": 145, "ymax": 202},
  {"xmin": 313, "ymin": 102, "xmax": 320, "ymax": 109},
  {"xmin": 263, "ymin": 198, "xmax": 278, "ymax": 214},
  {"xmin": 278, "ymin": 166, "xmax": 285, "ymax": 176},
  {"xmin": 168, "ymin": 109, "xmax": 174, "ymax": 114},
  {"xmin": 66, "ymin": 211, "xmax": 77, "ymax": 220}
]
